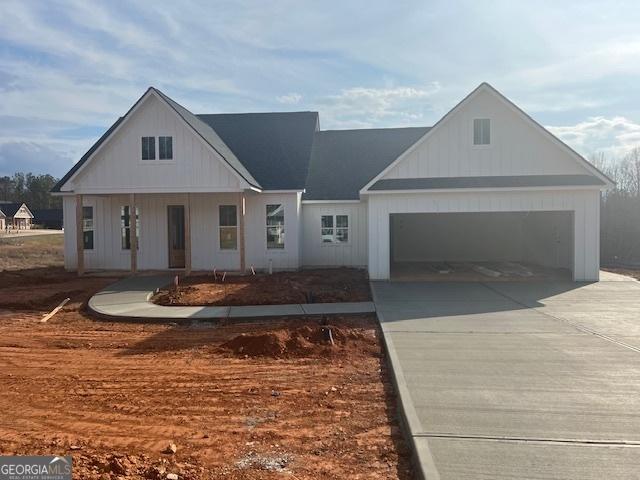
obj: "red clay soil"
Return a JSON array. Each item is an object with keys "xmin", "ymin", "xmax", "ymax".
[
  {"xmin": 0, "ymin": 269, "xmax": 412, "ymax": 480},
  {"xmin": 152, "ymin": 268, "xmax": 372, "ymax": 306}
]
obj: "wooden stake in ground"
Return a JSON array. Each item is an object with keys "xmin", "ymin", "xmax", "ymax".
[{"xmin": 41, "ymin": 298, "xmax": 70, "ymax": 323}]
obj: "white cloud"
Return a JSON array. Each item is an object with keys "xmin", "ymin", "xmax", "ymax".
[
  {"xmin": 317, "ymin": 83, "xmax": 441, "ymax": 128},
  {"xmin": 276, "ymin": 93, "xmax": 302, "ymax": 104},
  {"xmin": 547, "ymin": 116, "xmax": 640, "ymax": 159}
]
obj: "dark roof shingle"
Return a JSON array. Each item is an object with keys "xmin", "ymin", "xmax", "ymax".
[
  {"xmin": 198, "ymin": 111, "xmax": 318, "ymax": 190},
  {"xmin": 303, "ymin": 127, "xmax": 430, "ymax": 200},
  {"xmin": 369, "ymin": 174, "xmax": 605, "ymax": 191}
]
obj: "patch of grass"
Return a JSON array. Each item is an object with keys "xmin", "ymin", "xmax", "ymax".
[{"xmin": 0, "ymin": 234, "xmax": 64, "ymax": 270}]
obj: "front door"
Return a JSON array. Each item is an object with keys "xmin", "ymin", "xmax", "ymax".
[{"xmin": 167, "ymin": 205, "xmax": 185, "ymax": 269}]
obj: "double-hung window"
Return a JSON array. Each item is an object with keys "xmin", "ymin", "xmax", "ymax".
[
  {"xmin": 321, "ymin": 214, "xmax": 349, "ymax": 243},
  {"xmin": 159, "ymin": 136, "xmax": 173, "ymax": 160},
  {"xmin": 121, "ymin": 205, "xmax": 140, "ymax": 250},
  {"xmin": 473, "ymin": 118, "xmax": 490, "ymax": 145},
  {"xmin": 219, "ymin": 205, "xmax": 238, "ymax": 250},
  {"xmin": 266, "ymin": 204, "xmax": 285, "ymax": 249},
  {"xmin": 82, "ymin": 206, "xmax": 94, "ymax": 250},
  {"xmin": 141, "ymin": 136, "xmax": 155, "ymax": 160}
]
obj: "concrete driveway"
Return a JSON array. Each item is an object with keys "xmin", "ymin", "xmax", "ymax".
[{"xmin": 372, "ymin": 276, "xmax": 640, "ymax": 480}]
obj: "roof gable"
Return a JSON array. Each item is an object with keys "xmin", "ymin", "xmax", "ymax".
[
  {"xmin": 53, "ymin": 88, "xmax": 258, "ymax": 193},
  {"xmin": 361, "ymin": 83, "xmax": 614, "ymax": 193},
  {"xmin": 0, "ymin": 202, "xmax": 33, "ymax": 218}
]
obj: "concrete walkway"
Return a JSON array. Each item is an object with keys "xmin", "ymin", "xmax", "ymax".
[
  {"xmin": 88, "ymin": 275, "xmax": 375, "ymax": 321},
  {"xmin": 372, "ymin": 275, "xmax": 640, "ymax": 480}
]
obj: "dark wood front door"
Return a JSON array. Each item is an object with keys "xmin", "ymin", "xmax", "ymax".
[{"xmin": 167, "ymin": 205, "xmax": 185, "ymax": 269}]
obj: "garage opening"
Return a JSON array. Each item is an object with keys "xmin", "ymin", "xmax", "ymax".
[{"xmin": 390, "ymin": 211, "xmax": 574, "ymax": 281}]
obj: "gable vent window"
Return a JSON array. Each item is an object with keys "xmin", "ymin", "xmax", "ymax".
[
  {"xmin": 159, "ymin": 136, "xmax": 173, "ymax": 160},
  {"xmin": 473, "ymin": 118, "xmax": 491, "ymax": 145},
  {"xmin": 141, "ymin": 136, "xmax": 156, "ymax": 160}
]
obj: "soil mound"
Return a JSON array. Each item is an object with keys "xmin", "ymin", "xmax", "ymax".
[{"xmin": 219, "ymin": 325, "xmax": 370, "ymax": 358}]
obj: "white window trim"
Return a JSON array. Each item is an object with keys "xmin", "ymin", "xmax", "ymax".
[
  {"xmin": 472, "ymin": 118, "xmax": 492, "ymax": 148},
  {"xmin": 120, "ymin": 205, "xmax": 140, "ymax": 251},
  {"xmin": 320, "ymin": 214, "xmax": 350, "ymax": 246},
  {"xmin": 81, "ymin": 202, "xmax": 96, "ymax": 254},
  {"xmin": 218, "ymin": 204, "xmax": 239, "ymax": 252},
  {"xmin": 139, "ymin": 136, "xmax": 176, "ymax": 165},
  {"xmin": 266, "ymin": 204, "xmax": 286, "ymax": 251}
]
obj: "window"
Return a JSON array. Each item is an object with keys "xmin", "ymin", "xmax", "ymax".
[
  {"xmin": 159, "ymin": 136, "xmax": 173, "ymax": 160},
  {"xmin": 82, "ymin": 206, "xmax": 94, "ymax": 250},
  {"xmin": 321, "ymin": 214, "xmax": 349, "ymax": 243},
  {"xmin": 473, "ymin": 118, "xmax": 490, "ymax": 145},
  {"xmin": 121, "ymin": 205, "xmax": 140, "ymax": 250},
  {"xmin": 219, "ymin": 205, "xmax": 238, "ymax": 250},
  {"xmin": 141, "ymin": 136, "xmax": 155, "ymax": 160},
  {"xmin": 266, "ymin": 204, "xmax": 284, "ymax": 249}
]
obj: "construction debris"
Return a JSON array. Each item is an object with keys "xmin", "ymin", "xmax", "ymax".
[{"xmin": 40, "ymin": 297, "xmax": 70, "ymax": 323}]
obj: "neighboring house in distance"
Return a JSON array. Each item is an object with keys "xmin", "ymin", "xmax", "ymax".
[
  {"xmin": 51, "ymin": 83, "xmax": 613, "ymax": 281},
  {"xmin": 33, "ymin": 208, "xmax": 64, "ymax": 229},
  {"xmin": 0, "ymin": 202, "xmax": 34, "ymax": 230}
]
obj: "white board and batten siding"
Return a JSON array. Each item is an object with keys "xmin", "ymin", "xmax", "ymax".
[
  {"xmin": 367, "ymin": 190, "xmax": 600, "ymax": 281},
  {"xmin": 63, "ymin": 94, "xmax": 243, "ymax": 194},
  {"xmin": 244, "ymin": 192, "xmax": 302, "ymax": 271},
  {"xmin": 301, "ymin": 202, "xmax": 368, "ymax": 268},
  {"xmin": 381, "ymin": 87, "xmax": 591, "ymax": 181},
  {"xmin": 64, "ymin": 193, "xmax": 249, "ymax": 271}
]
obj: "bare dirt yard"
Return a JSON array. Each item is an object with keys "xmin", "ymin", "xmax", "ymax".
[
  {"xmin": 0, "ymin": 236, "xmax": 412, "ymax": 479},
  {"xmin": 603, "ymin": 266, "xmax": 640, "ymax": 281},
  {"xmin": 152, "ymin": 268, "xmax": 372, "ymax": 306}
]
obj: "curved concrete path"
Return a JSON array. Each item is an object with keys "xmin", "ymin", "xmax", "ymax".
[{"xmin": 88, "ymin": 275, "xmax": 375, "ymax": 321}]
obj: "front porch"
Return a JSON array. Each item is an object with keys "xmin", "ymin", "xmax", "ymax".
[
  {"xmin": 64, "ymin": 191, "xmax": 298, "ymax": 275},
  {"xmin": 69, "ymin": 192, "xmax": 247, "ymax": 275}
]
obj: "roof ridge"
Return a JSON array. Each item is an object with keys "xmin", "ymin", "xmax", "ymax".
[
  {"xmin": 319, "ymin": 126, "xmax": 431, "ymax": 133},
  {"xmin": 196, "ymin": 111, "xmax": 318, "ymax": 116}
]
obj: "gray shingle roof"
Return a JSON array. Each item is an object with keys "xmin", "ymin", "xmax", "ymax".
[
  {"xmin": 153, "ymin": 89, "xmax": 261, "ymax": 189},
  {"xmin": 198, "ymin": 111, "xmax": 318, "ymax": 190},
  {"xmin": 0, "ymin": 202, "xmax": 30, "ymax": 217},
  {"xmin": 52, "ymin": 88, "xmax": 318, "ymax": 193},
  {"xmin": 303, "ymin": 127, "xmax": 430, "ymax": 200},
  {"xmin": 369, "ymin": 174, "xmax": 605, "ymax": 191}
]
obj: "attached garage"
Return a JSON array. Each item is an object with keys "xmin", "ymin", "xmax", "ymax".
[
  {"xmin": 390, "ymin": 210, "xmax": 573, "ymax": 280},
  {"xmin": 366, "ymin": 188, "xmax": 602, "ymax": 281}
]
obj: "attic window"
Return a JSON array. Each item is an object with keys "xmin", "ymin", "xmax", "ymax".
[
  {"xmin": 141, "ymin": 136, "xmax": 155, "ymax": 160},
  {"xmin": 473, "ymin": 118, "xmax": 490, "ymax": 145},
  {"xmin": 159, "ymin": 136, "xmax": 173, "ymax": 160}
]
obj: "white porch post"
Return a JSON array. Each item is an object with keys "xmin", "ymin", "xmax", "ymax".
[
  {"xmin": 185, "ymin": 193, "xmax": 192, "ymax": 275},
  {"xmin": 239, "ymin": 192, "xmax": 246, "ymax": 273},
  {"xmin": 129, "ymin": 193, "xmax": 137, "ymax": 274},
  {"xmin": 75, "ymin": 194, "xmax": 84, "ymax": 276}
]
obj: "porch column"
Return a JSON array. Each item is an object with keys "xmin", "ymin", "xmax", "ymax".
[
  {"xmin": 129, "ymin": 193, "xmax": 137, "ymax": 274},
  {"xmin": 239, "ymin": 192, "xmax": 246, "ymax": 273},
  {"xmin": 75, "ymin": 194, "xmax": 84, "ymax": 276},
  {"xmin": 185, "ymin": 193, "xmax": 192, "ymax": 275}
]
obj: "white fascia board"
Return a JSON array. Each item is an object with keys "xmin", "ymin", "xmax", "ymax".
[
  {"xmin": 358, "ymin": 84, "xmax": 488, "ymax": 195},
  {"xmin": 301, "ymin": 199, "xmax": 361, "ymax": 204},
  {"xmin": 263, "ymin": 189, "xmax": 306, "ymax": 193},
  {"xmin": 63, "ymin": 89, "xmax": 254, "ymax": 192},
  {"xmin": 359, "ymin": 82, "xmax": 615, "ymax": 194}
]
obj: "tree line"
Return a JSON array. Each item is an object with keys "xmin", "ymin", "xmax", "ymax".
[
  {"xmin": 0, "ymin": 172, "xmax": 62, "ymax": 209},
  {"xmin": 592, "ymin": 147, "xmax": 640, "ymax": 265}
]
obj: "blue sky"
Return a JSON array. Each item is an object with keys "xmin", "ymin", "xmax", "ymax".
[{"xmin": 1, "ymin": 0, "xmax": 640, "ymax": 177}]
